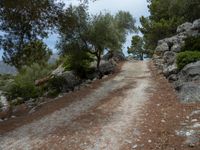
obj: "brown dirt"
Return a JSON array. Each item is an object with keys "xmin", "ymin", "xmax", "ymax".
[
  {"xmin": 0, "ymin": 62, "xmax": 124, "ymax": 134},
  {"xmin": 121, "ymin": 61, "xmax": 200, "ymax": 150},
  {"xmin": 0, "ymin": 60, "xmax": 199, "ymax": 150}
]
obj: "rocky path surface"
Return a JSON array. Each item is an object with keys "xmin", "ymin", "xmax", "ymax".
[
  {"xmin": 1, "ymin": 61, "xmax": 199, "ymax": 150},
  {"xmin": 0, "ymin": 61, "xmax": 152, "ymax": 150}
]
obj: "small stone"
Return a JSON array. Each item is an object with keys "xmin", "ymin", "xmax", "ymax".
[
  {"xmin": 191, "ymin": 119, "xmax": 198, "ymax": 122},
  {"xmin": 181, "ymin": 123, "xmax": 187, "ymax": 126},
  {"xmin": 193, "ymin": 123, "xmax": 200, "ymax": 128},
  {"xmin": 186, "ymin": 116, "xmax": 190, "ymax": 119},
  {"xmin": 0, "ymin": 119, "xmax": 3, "ymax": 122},
  {"xmin": 11, "ymin": 116, "xmax": 16, "ymax": 118},
  {"xmin": 157, "ymin": 104, "xmax": 160, "ymax": 107},
  {"xmin": 132, "ymin": 144, "xmax": 138, "ymax": 149},
  {"xmin": 188, "ymin": 143, "xmax": 195, "ymax": 148},
  {"xmin": 125, "ymin": 140, "xmax": 132, "ymax": 144},
  {"xmin": 161, "ymin": 119, "xmax": 166, "ymax": 123},
  {"xmin": 61, "ymin": 136, "xmax": 66, "ymax": 141},
  {"xmin": 148, "ymin": 140, "xmax": 152, "ymax": 143},
  {"xmin": 186, "ymin": 130, "xmax": 195, "ymax": 136}
]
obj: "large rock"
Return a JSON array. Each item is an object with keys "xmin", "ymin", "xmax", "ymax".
[
  {"xmin": 51, "ymin": 64, "xmax": 65, "ymax": 76},
  {"xmin": 163, "ymin": 51, "xmax": 176, "ymax": 65},
  {"xmin": 99, "ymin": 60, "xmax": 116, "ymax": 75},
  {"xmin": 154, "ymin": 58, "xmax": 164, "ymax": 71},
  {"xmin": 171, "ymin": 43, "xmax": 182, "ymax": 52},
  {"xmin": 50, "ymin": 64, "xmax": 82, "ymax": 92},
  {"xmin": 103, "ymin": 51, "xmax": 126, "ymax": 62},
  {"xmin": 178, "ymin": 82, "xmax": 200, "ymax": 103},
  {"xmin": 0, "ymin": 92, "xmax": 11, "ymax": 119},
  {"xmin": 178, "ymin": 61, "xmax": 200, "ymax": 82},
  {"xmin": 60, "ymin": 71, "xmax": 81, "ymax": 92},
  {"xmin": 163, "ymin": 63, "xmax": 178, "ymax": 77},
  {"xmin": 177, "ymin": 22, "xmax": 193, "ymax": 33},
  {"xmin": 153, "ymin": 19, "xmax": 200, "ymax": 103},
  {"xmin": 155, "ymin": 42, "xmax": 169, "ymax": 56},
  {"xmin": 174, "ymin": 61, "xmax": 200, "ymax": 103},
  {"xmin": 192, "ymin": 19, "xmax": 200, "ymax": 30}
]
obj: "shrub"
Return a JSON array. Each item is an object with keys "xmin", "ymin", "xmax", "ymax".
[
  {"xmin": 0, "ymin": 74, "xmax": 14, "ymax": 91},
  {"xmin": 181, "ymin": 36, "xmax": 200, "ymax": 52},
  {"xmin": 47, "ymin": 76, "xmax": 66, "ymax": 93},
  {"xmin": 62, "ymin": 51, "xmax": 94, "ymax": 78},
  {"xmin": 176, "ymin": 51, "xmax": 200, "ymax": 70},
  {"xmin": 6, "ymin": 63, "xmax": 51, "ymax": 101}
]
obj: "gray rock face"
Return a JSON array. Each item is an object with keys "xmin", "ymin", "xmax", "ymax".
[
  {"xmin": 50, "ymin": 64, "xmax": 82, "ymax": 92},
  {"xmin": 174, "ymin": 61, "xmax": 200, "ymax": 103},
  {"xmin": 163, "ymin": 63, "xmax": 178, "ymax": 77},
  {"xmin": 171, "ymin": 44, "xmax": 182, "ymax": 52},
  {"xmin": 178, "ymin": 82, "xmax": 200, "ymax": 103},
  {"xmin": 58, "ymin": 71, "xmax": 81, "ymax": 92},
  {"xmin": 178, "ymin": 61, "xmax": 200, "ymax": 82},
  {"xmin": 168, "ymin": 74, "xmax": 178, "ymax": 82},
  {"xmin": 163, "ymin": 51, "xmax": 176, "ymax": 65},
  {"xmin": 103, "ymin": 51, "xmax": 126, "ymax": 62},
  {"xmin": 0, "ymin": 91, "xmax": 11, "ymax": 119},
  {"xmin": 192, "ymin": 19, "xmax": 200, "ymax": 30},
  {"xmin": 155, "ymin": 42, "xmax": 169, "ymax": 56},
  {"xmin": 153, "ymin": 18, "xmax": 200, "ymax": 103},
  {"xmin": 99, "ymin": 60, "xmax": 116, "ymax": 75},
  {"xmin": 177, "ymin": 22, "xmax": 193, "ymax": 33},
  {"xmin": 51, "ymin": 64, "xmax": 65, "ymax": 76}
]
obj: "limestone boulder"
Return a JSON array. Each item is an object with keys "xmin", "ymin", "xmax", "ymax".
[
  {"xmin": 177, "ymin": 22, "xmax": 193, "ymax": 33},
  {"xmin": 178, "ymin": 82, "xmax": 200, "ymax": 103},
  {"xmin": 163, "ymin": 51, "xmax": 176, "ymax": 65},
  {"xmin": 192, "ymin": 19, "xmax": 200, "ymax": 30},
  {"xmin": 178, "ymin": 61, "xmax": 200, "ymax": 82}
]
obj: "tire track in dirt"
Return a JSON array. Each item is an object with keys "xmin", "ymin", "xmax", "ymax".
[{"xmin": 0, "ymin": 61, "xmax": 152, "ymax": 150}]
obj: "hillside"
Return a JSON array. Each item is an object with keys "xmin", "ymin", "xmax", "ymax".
[
  {"xmin": 0, "ymin": 54, "xmax": 58, "ymax": 75},
  {"xmin": 0, "ymin": 61, "xmax": 17, "ymax": 75}
]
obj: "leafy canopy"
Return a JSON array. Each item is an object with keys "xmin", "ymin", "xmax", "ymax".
[
  {"xmin": 0, "ymin": 0, "xmax": 63, "ymax": 69},
  {"xmin": 57, "ymin": 5, "xmax": 136, "ymax": 72},
  {"xmin": 140, "ymin": 0, "xmax": 200, "ymax": 52},
  {"xmin": 128, "ymin": 35, "xmax": 145, "ymax": 60}
]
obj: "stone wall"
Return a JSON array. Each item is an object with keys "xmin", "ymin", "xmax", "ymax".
[{"xmin": 153, "ymin": 19, "xmax": 200, "ymax": 102}]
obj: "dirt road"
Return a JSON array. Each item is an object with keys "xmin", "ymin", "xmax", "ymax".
[{"xmin": 0, "ymin": 61, "xmax": 153, "ymax": 150}]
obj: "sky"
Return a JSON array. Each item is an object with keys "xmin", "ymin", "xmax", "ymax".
[{"xmin": 0, "ymin": 0, "xmax": 149, "ymax": 60}]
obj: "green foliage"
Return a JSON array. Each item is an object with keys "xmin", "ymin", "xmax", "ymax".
[
  {"xmin": 0, "ymin": 74, "xmax": 14, "ymax": 91},
  {"xmin": 57, "ymin": 5, "xmax": 136, "ymax": 70},
  {"xmin": 176, "ymin": 51, "xmax": 200, "ymax": 70},
  {"xmin": 140, "ymin": 0, "xmax": 200, "ymax": 51},
  {"xmin": 47, "ymin": 76, "xmax": 66, "ymax": 94},
  {"xmin": 6, "ymin": 63, "xmax": 51, "ymax": 101},
  {"xmin": 128, "ymin": 35, "xmax": 145, "ymax": 60},
  {"xmin": 181, "ymin": 36, "xmax": 200, "ymax": 52},
  {"xmin": 62, "ymin": 51, "xmax": 94, "ymax": 78},
  {"xmin": 0, "ymin": 0, "xmax": 63, "ymax": 69},
  {"xmin": 16, "ymin": 40, "xmax": 52, "ymax": 69}
]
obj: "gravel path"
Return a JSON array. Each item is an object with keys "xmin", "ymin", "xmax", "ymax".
[{"xmin": 0, "ymin": 61, "xmax": 152, "ymax": 150}]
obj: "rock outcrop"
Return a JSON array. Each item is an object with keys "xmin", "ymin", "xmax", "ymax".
[
  {"xmin": 153, "ymin": 18, "xmax": 200, "ymax": 103},
  {"xmin": 0, "ymin": 91, "xmax": 11, "ymax": 120},
  {"xmin": 103, "ymin": 51, "xmax": 126, "ymax": 62}
]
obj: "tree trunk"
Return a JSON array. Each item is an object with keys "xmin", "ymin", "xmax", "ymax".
[
  {"xmin": 97, "ymin": 55, "xmax": 101, "ymax": 71},
  {"xmin": 140, "ymin": 53, "xmax": 144, "ymax": 61}
]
